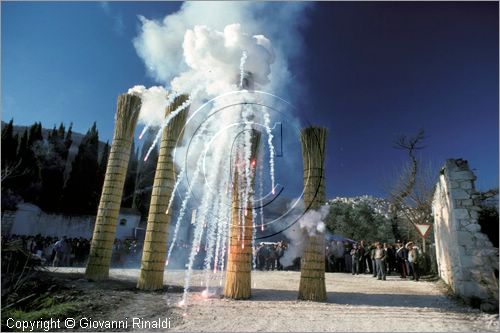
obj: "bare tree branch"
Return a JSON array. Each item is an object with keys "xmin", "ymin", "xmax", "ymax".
[{"xmin": 1, "ymin": 160, "xmax": 29, "ymax": 182}]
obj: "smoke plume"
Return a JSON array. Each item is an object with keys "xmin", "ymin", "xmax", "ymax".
[
  {"xmin": 278, "ymin": 202, "xmax": 330, "ymax": 267},
  {"xmin": 130, "ymin": 2, "xmax": 314, "ymax": 273}
]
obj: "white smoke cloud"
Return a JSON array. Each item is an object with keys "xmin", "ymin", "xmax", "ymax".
[
  {"xmin": 129, "ymin": 3, "xmax": 314, "ymax": 274},
  {"xmin": 169, "ymin": 23, "xmax": 275, "ymax": 97},
  {"xmin": 128, "ymin": 85, "xmax": 170, "ymax": 127},
  {"xmin": 279, "ymin": 202, "xmax": 330, "ymax": 267},
  {"xmin": 133, "ymin": 1, "xmax": 311, "ymax": 105}
]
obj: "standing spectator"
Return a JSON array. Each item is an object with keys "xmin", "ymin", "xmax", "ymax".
[
  {"xmin": 52, "ymin": 237, "xmax": 65, "ymax": 267},
  {"xmin": 266, "ymin": 244, "xmax": 277, "ymax": 271},
  {"xmin": 334, "ymin": 241, "xmax": 345, "ymax": 272},
  {"xmin": 385, "ymin": 243, "xmax": 396, "ymax": 275},
  {"xmin": 276, "ymin": 241, "xmax": 285, "ymax": 270},
  {"xmin": 257, "ymin": 243, "xmax": 268, "ymax": 270},
  {"xmin": 375, "ymin": 242, "xmax": 387, "ymax": 280},
  {"xmin": 350, "ymin": 244, "xmax": 360, "ymax": 275},
  {"xmin": 63, "ymin": 238, "xmax": 71, "ymax": 266},
  {"xmin": 396, "ymin": 241, "xmax": 408, "ymax": 279},
  {"xmin": 358, "ymin": 240, "xmax": 366, "ymax": 274},
  {"xmin": 370, "ymin": 242, "xmax": 377, "ymax": 277},
  {"xmin": 344, "ymin": 241, "xmax": 352, "ymax": 273},
  {"xmin": 406, "ymin": 241, "xmax": 420, "ymax": 281}
]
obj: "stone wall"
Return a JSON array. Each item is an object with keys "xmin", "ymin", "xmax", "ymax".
[
  {"xmin": 432, "ymin": 159, "xmax": 498, "ymax": 310},
  {"xmin": 6, "ymin": 203, "xmax": 141, "ymax": 240}
]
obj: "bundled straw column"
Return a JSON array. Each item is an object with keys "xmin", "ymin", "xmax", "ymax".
[
  {"xmin": 298, "ymin": 126, "xmax": 327, "ymax": 301},
  {"xmin": 224, "ymin": 130, "xmax": 261, "ymax": 299},
  {"xmin": 137, "ymin": 95, "xmax": 189, "ymax": 290},
  {"xmin": 86, "ymin": 93, "xmax": 141, "ymax": 280}
]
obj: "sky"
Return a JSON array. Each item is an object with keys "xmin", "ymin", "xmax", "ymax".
[{"xmin": 2, "ymin": 1, "xmax": 498, "ymax": 199}]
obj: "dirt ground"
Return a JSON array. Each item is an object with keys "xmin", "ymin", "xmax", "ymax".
[{"xmin": 51, "ymin": 268, "xmax": 498, "ymax": 332}]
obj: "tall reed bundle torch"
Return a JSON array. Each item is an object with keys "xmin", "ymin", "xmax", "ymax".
[
  {"xmin": 86, "ymin": 93, "xmax": 141, "ymax": 280},
  {"xmin": 137, "ymin": 95, "xmax": 189, "ymax": 290},
  {"xmin": 298, "ymin": 126, "xmax": 327, "ymax": 301},
  {"xmin": 224, "ymin": 129, "xmax": 261, "ymax": 299}
]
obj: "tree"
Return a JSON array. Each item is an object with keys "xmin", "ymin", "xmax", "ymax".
[
  {"xmin": 325, "ymin": 201, "xmax": 393, "ymax": 242},
  {"xmin": 62, "ymin": 123, "xmax": 100, "ymax": 214},
  {"xmin": 477, "ymin": 189, "xmax": 499, "ymax": 248},
  {"xmin": 97, "ymin": 141, "xmax": 110, "ymax": 190},
  {"xmin": 388, "ymin": 130, "xmax": 435, "ymax": 241},
  {"xmin": 1, "ymin": 119, "xmax": 19, "ymax": 167},
  {"xmin": 38, "ymin": 123, "xmax": 68, "ymax": 211},
  {"xmin": 64, "ymin": 123, "xmax": 73, "ymax": 160},
  {"xmin": 388, "ymin": 130, "xmax": 438, "ymax": 275},
  {"xmin": 1, "ymin": 120, "xmax": 24, "ymax": 208},
  {"xmin": 15, "ymin": 123, "xmax": 43, "ymax": 203}
]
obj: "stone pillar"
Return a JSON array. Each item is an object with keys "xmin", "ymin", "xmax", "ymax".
[{"xmin": 432, "ymin": 158, "xmax": 498, "ymax": 311}]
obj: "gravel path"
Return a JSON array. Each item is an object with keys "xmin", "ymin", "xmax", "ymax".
[{"xmin": 54, "ymin": 268, "xmax": 498, "ymax": 332}]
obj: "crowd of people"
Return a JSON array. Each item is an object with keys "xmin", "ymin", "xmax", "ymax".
[
  {"xmin": 326, "ymin": 239, "xmax": 422, "ymax": 281},
  {"xmin": 255, "ymin": 241, "xmax": 287, "ymax": 271},
  {"xmin": 2, "ymin": 234, "xmax": 422, "ymax": 281},
  {"xmin": 1, "ymin": 234, "xmax": 146, "ymax": 268},
  {"xmin": 1, "ymin": 234, "xmax": 91, "ymax": 267}
]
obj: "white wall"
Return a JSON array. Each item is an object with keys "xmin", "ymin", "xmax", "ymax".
[
  {"xmin": 9, "ymin": 203, "xmax": 140, "ymax": 240},
  {"xmin": 432, "ymin": 159, "xmax": 498, "ymax": 308}
]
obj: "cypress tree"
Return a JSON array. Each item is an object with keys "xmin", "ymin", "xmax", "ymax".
[
  {"xmin": 97, "ymin": 141, "xmax": 110, "ymax": 196},
  {"xmin": 1, "ymin": 119, "xmax": 18, "ymax": 167},
  {"xmin": 62, "ymin": 122, "xmax": 100, "ymax": 214},
  {"xmin": 39, "ymin": 123, "xmax": 67, "ymax": 211}
]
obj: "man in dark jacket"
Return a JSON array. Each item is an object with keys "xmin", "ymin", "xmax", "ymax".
[{"xmin": 396, "ymin": 241, "xmax": 408, "ymax": 279}]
